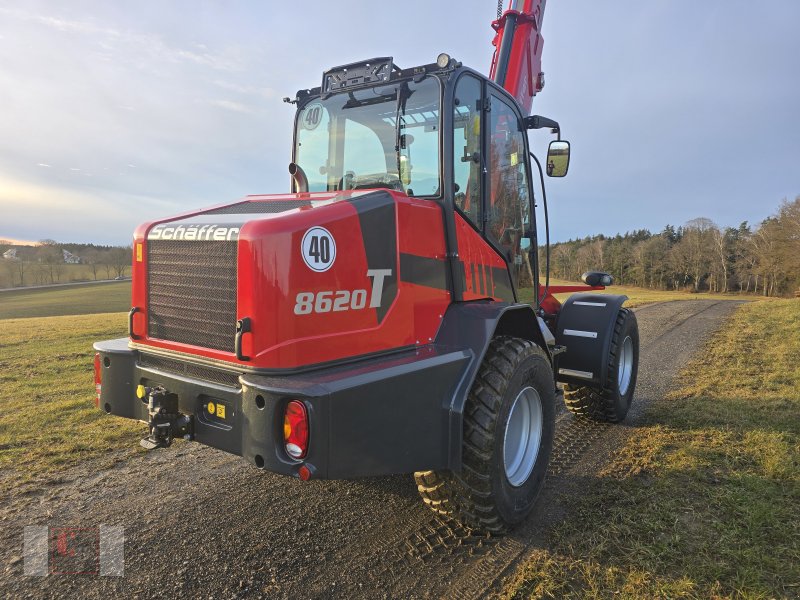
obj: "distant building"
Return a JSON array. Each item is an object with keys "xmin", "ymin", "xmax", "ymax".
[
  {"xmin": 2, "ymin": 248, "xmax": 18, "ymax": 260},
  {"xmin": 62, "ymin": 249, "xmax": 81, "ymax": 264}
]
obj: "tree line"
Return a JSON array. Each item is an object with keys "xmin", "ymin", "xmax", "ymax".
[
  {"xmin": 541, "ymin": 196, "xmax": 800, "ymax": 297},
  {"xmin": 0, "ymin": 240, "xmax": 132, "ymax": 288}
]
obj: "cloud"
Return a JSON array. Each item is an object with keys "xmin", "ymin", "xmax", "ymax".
[
  {"xmin": 0, "ymin": 7, "xmax": 121, "ymax": 37},
  {"xmin": 0, "ymin": 173, "xmax": 174, "ymax": 244},
  {"xmin": 212, "ymin": 79, "xmax": 278, "ymax": 100},
  {"xmin": 0, "ymin": 1, "xmax": 797, "ymax": 246},
  {"xmin": 210, "ymin": 99, "xmax": 255, "ymax": 114},
  {"xmin": 0, "ymin": 6, "xmax": 243, "ymax": 73}
]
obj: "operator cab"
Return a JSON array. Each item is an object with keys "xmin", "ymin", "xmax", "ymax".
[
  {"xmin": 288, "ymin": 56, "xmax": 569, "ymax": 302},
  {"xmin": 291, "ymin": 57, "xmax": 443, "ymax": 197}
]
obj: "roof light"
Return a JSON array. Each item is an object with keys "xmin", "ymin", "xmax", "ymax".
[{"xmin": 436, "ymin": 53, "xmax": 452, "ymax": 69}]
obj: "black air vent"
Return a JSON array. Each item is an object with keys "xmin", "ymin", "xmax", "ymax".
[
  {"xmin": 147, "ymin": 240, "xmax": 237, "ymax": 352},
  {"xmin": 203, "ymin": 200, "xmax": 312, "ymax": 215},
  {"xmin": 139, "ymin": 353, "xmax": 241, "ymax": 388}
]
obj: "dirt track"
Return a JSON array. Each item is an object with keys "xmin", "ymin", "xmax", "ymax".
[{"xmin": 0, "ymin": 300, "xmax": 742, "ymax": 599}]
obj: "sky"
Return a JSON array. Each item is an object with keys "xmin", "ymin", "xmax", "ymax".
[{"xmin": 0, "ymin": 1, "xmax": 798, "ymax": 245}]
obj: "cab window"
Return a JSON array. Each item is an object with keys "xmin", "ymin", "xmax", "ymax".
[
  {"xmin": 294, "ymin": 77, "xmax": 441, "ymax": 196},
  {"xmin": 452, "ymin": 75, "xmax": 483, "ymax": 227},
  {"xmin": 487, "ymin": 94, "xmax": 532, "ymax": 286}
]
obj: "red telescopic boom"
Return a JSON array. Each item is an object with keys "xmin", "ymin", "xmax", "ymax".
[{"xmin": 489, "ymin": 0, "xmax": 546, "ymax": 116}]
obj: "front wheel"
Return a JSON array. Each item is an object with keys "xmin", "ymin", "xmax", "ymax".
[
  {"xmin": 415, "ymin": 336, "xmax": 555, "ymax": 533},
  {"xmin": 564, "ymin": 307, "xmax": 639, "ymax": 422}
]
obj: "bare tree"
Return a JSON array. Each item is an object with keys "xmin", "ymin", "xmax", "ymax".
[
  {"xmin": 676, "ymin": 218, "xmax": 716, "ymax": 291},
  {"xmin": 84, "ymin": 249, "xmax": 101, "ymax": 281},
  {"xmin": 110, "ymin": 247, "xmax": 132, "ymax": 278},
  {"xmin": 38, "ymin": 245, "xmax": 64, "ymax": 284}
]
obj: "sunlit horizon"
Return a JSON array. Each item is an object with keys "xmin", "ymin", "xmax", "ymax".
[{"xmin": 1, "ymin": 1, "xmax": 798, "ymax": 245}]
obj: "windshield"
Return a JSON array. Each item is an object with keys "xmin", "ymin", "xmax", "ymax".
[{"xmin": 294, "ymin": 76, "xmax": 441, "ymax": 197}]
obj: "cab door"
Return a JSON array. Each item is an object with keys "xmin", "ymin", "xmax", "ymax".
[{"xmin": 451, "ymin": 74, "xmax": 535, "ymax": 302}]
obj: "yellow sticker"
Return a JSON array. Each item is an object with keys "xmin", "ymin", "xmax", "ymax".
[
  {"xmin": 207, "ymin": 402, "xmax": 215, "ymax": 414},
  {"xmin": 510, "ymin": 152, "xmax": 518, "ymax": 166},
  {"xmin": 135, "ymin": 243, "xmax": 143, "ymax": 262},
  {"xmin": 216, "ymin": 403, "xmax": 226, "ymax": 419}
]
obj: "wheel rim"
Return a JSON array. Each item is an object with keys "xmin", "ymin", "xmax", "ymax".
[
  {"xmin": 503, "ymin": 386, "xmax": 543, "ymax": 487},
  {"xmin": 618, "ymin": 336, "xmax": 634, "ymax": 396}
]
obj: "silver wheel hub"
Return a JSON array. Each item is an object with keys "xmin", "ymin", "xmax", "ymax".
[
  {"xmin": 503, "ymin": 386, "xmax": 543, "ymax": 487},
  {"xmin": 618, "ymin": 336, "xmax": 634, "ymax": 396}
]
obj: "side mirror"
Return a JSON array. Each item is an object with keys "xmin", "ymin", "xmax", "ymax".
[
  {"xmin": 581, "ymin": 271, "xmax": 613, "ymax": 287},
  {"xmin": 546, "ymin": 140, "xmax": 570, "ymax": 177}
]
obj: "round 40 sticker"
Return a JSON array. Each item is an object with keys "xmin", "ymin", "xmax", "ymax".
[
  {"xmin": 301, "ymin": 226, "xmax": 336, "ymax": 272},
  {"xmin": 301, "ymin": 102, "xmax": 325, "ymax": 131}
]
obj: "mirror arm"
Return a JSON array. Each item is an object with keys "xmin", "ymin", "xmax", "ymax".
[{"xmin": 524, "ymin": 115, "xmax": 561, "ymax": 140}]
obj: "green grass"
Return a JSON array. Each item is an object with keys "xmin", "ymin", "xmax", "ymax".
[
  {"xmin": 506, "ymin": 300, "xmax": 800, "ymax": 599},
  {"xmin": 0, "ymin": 277, "xmax": 751, "ymax": 323},
  {"xmin": 0, "ymin": 313, "xmax": 144, "ymax": 490},
  {"xmin": 518, "ymin": 279, "xmax": 764, "ymax": 308},
  {"xmin": 0, "ymin": 281, "xmax": 131, "ymax": 320},
  {"xmin": 0, "ymin": 262, "xmax": 129, "ymax": 289},
  {"xmin": 546, "ymin": 153, "xmax": 569, "ymax": 177}
]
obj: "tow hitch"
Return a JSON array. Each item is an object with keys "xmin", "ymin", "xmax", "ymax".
[{"xmin": 139, "ymin": 386, "xmax": 193, "ymax": 450}]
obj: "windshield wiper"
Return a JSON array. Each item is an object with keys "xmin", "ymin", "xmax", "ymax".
[{"xmin": 342, "ymin": 91, "xmax": 396, "ymax": 109}]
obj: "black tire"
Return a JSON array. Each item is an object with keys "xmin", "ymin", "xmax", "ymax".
[
  {"xmin": 564, "ymin": 308, "xmax": 639, "ymax": 422},
  {"xmin": 414, "ymin": 336, "xmax": 555, "ymax": 534}
]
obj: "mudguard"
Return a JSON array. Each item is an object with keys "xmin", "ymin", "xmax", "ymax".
[
  {"xmin": 434, "ymin": 301, "xmax": 551, "ymax": 469},
  {"xmin": 554, "ymin": 293, "xmax": 628, "ymax": 389}
]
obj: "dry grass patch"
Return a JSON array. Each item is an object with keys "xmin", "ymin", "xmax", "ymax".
[
  {"xmin": 0, "ymin": 313, "xmax": 144, "ymax": 492},
  {"xmin": 518, "ymin": 280, "xmax": 767, "ymax": 308},
  {"xmin": 506, "ymin": 300, "xmax": 800, "ymax": 599},
  {"xmin": 0, "ymin": 281, "xmax": 131, "ymax": 320}
]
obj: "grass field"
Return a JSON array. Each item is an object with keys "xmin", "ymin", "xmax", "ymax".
[
  {"xmin": 0, "ymin": 279, "xmax": 762, "ymax": 487},
  {"xmin": 0, "ymin": 281, "xmax": 131, "ymax": 320},
  {"xmin": 0, "ymin": 263, "xmax": 130, "ymax": 289},
  {"xmin": 0, "ymin": 277, "xmax": 757, "ymax": 322},
  {"xmin": 546, "ymin": 153, "xmax": 569, "ymax": 176},
  {"xmin": 506, "ymin": 300, "xmax": 800, "ymax": 599},
  {"xmin": 0, "ymin": 312, "xmax": 144, "ymax": 489},
  {"xmin": 517, "ymin": 280, "xmax": 762, "ymax": 308}
]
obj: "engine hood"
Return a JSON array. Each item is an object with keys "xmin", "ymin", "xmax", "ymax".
[
  {"xmin": 141, "ymin": 190, "xmax": 377, "ymax": 241},
  {"xmin": 130, "ymin": 189, "xmax": 452, "ymax": 371}
]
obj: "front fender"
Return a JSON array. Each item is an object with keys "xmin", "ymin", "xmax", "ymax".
[
  {"xmin": 554, "ymin": 293, "xmax": 628, "ymax": 388},
  {"xmin": 434, "ymin": 301, "xmax": 552, "ymax": 470}
]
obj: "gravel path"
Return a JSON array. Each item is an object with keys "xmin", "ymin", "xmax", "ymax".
[{"xmin": 0, "ymin": 300, "xmax": 742, "ymax": 599}]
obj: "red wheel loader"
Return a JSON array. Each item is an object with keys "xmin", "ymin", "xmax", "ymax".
[{"xmin": 94, "ymin": 0, "xmax": 638, "ymax": 533}]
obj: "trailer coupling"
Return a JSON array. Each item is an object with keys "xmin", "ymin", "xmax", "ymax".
[{"xmin": 138, "ymin": 385, "xmax": 193, "ymax": 450}]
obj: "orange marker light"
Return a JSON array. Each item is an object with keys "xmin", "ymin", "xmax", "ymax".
[{"xmin": 283, "ymin": 400, "xmax": 308, "ymax": 459}]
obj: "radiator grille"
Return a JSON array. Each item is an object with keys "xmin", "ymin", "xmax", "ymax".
[
  {"xmin": 139, "ymin": 353, "xmax": 241, "ymax": 388},
  {"xmin": 147, "ymin": 240, "xmax": 237, "ymax": 352}
]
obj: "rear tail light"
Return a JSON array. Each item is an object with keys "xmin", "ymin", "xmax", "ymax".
[
  {"xmin": 283, "ymin": 400, "xmax": 308, "ymax": 459},
  {"xmin": 94, "ymin": 353, "xmax": 102, "ymax": 407}
]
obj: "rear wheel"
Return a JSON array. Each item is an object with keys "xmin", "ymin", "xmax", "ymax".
[
  {"xmin": 415, "ymin": 336, "xmax": 555, "ymax": 533},
  {"xmin": 564, "ymin": 308, "xmax": 639, "ymax": 422}
]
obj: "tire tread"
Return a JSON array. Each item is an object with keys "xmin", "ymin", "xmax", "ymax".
[
  {"xmin": 563, "ymin": 308, "xmax": 635, "ymax": 423},
  {"xmin": 415, "ymin": 336, "xmax": 549, "ymax": 533}
]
